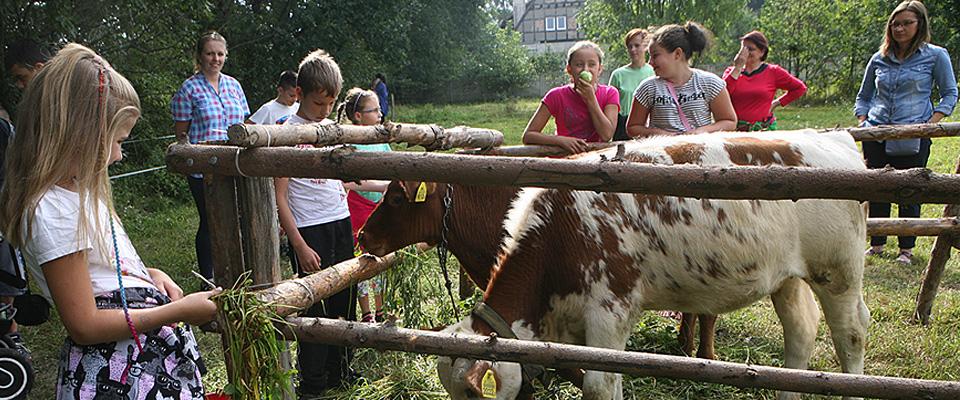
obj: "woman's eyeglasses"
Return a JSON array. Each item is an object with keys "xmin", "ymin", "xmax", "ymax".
[{"xmin": 889, "ymin": 20, "xmax": 917, "ymax": 29}]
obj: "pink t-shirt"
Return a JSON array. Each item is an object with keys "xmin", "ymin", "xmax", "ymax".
[{"xmin": 542, "ymin": 84, "xmax": 620, "ymax": 142}]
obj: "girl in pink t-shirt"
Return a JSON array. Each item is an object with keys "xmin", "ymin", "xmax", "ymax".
[{"xmin": 522, "ymin": 41, "xmax": 620, "ymax": 153}]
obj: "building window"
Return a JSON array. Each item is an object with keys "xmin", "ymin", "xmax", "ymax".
[
  {"xmin": 557, "ymin": 16, "xmax": 567, "ymax": 30},
  {"xmin": 545, "ymin": 17, "xmax": 556, "ymax": 32}
]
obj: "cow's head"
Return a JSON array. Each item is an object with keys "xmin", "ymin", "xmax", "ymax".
[
  {"xmin": 358, "ymin": 180, "xmax": 443, "ymax": 256},
  {"xmin": 437, "ymin": 317, "xmax": 523, "ymax": 399}
]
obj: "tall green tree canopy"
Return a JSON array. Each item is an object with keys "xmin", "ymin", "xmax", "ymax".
[
  {"xmin": 578, "ymin": 0, "xmax": 757, "ymax": 69},
  {"xmin": 1, "ymin": 0, "xmax": 533, "ymax": 203}
]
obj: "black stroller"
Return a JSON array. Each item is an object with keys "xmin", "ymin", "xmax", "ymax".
[{"xmin": 0, "ymin": 241, "xmax": 48, "ymax": 400}]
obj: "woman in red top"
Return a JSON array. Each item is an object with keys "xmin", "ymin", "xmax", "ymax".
[{"xmin": 723, "ymin": 31, "xmax": 807, "ymax": 131}]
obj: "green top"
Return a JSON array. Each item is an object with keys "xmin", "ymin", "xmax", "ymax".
[
  {"xmin": 352, "ymin": 143, "xmax": 392, "ymax": 203},
  {"xmin": 608, "ymin": 63, "xmax": 655, "ymax": 116}
]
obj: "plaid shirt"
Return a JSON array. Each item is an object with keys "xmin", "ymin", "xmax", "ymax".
[{"xmin": 171, "ymin": 73, "xmax": 250, "ymax": 143}]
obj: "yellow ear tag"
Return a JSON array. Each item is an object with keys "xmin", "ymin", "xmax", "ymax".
[
  {"xmin": 415, "ymin": 182, "xmax": 428, "ymax": 203},
  {"xmin": 481, "ymin": 369, "xmax": 497, "ymax": 398}
]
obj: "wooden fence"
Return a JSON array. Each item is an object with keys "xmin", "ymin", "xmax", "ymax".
[{"xmin": 166, "ymin": 123, "xmax": 960, "ymax": 398}]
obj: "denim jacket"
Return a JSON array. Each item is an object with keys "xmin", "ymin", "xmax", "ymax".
[{"xmin": 854, "ymin": 43, "xmax": 958, "ymax": 124}]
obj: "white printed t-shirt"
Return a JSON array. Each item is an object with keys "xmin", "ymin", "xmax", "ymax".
[
  {"xmin": 633, "ymin": 68, "xmax": 726, "ymax": 133},
  {"xmin": 249, "ymin": 99, "xmax": 299, "ymax": 125},
  {"xmin": 20, "ymin": 185, "xmax": 155, "ymax": 298},
  {"xmin": 283, "ymin": 114, "xmax": 350, "ymax": 228}
]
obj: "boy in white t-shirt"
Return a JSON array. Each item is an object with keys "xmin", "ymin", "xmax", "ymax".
[
  {"xmin": 275, "ymin": 50, "xmax": 386, "ymax": 397},
  {"xmin": 247, "ymin": 70, "xmax": 299, "ymax": 125}
]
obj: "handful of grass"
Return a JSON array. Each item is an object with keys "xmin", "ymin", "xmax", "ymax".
[{"xmin": 212, "ymin": 273, "xmax": 296, "ymax": 399}]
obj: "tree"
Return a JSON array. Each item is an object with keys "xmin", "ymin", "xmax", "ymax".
[
  {"xmin": 578, "ymin": 0, "xmax": 757, "ymax": 70},
  {"xmin": 1, "ymin": 0, "xmax": 534, "ymax": 204}
]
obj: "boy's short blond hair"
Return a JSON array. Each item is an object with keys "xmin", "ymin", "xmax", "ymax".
[{"xmin": 297, "ymin": 49, "xmax": 342, "ymax": 97}]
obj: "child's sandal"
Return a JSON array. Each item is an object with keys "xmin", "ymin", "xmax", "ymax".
[
  {"xmin": 361, "ymin": 312, "xmax": 375, "ymax": 323},
  {"xmin": 375, "ymin": 310, "xmax": 386, "ymax": 323}
]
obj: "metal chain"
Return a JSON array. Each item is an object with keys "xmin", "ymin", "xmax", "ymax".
[{"xmin": 437, "ymin": 183, "xmax": 460, "ymax": 318}]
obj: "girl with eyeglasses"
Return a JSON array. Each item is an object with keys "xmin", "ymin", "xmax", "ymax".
[
  {"xmin": 855, "ymin": 0, "xmax": 957, "ymax": 265},
  {"xmin": 337, "ymin": 88, "xmax": 390, "ymax": 323}
]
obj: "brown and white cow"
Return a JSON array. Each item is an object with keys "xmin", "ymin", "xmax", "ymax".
[
  {"xmin": 360, "ymin": 178, "xmax": 717, "ymax": 360},
  {"xmin": 438, "ymin": 130, "xmax": 870, "ymax": 400}
]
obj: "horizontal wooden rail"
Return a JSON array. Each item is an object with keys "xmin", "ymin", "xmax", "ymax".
[
  {"xmin": 256, "ymin": 253, "xmax": 396, "ymax": 316},
  {"xmin": 844, "ymin": 122, "xmax": 960, "ymax": 141},
  {"xmin": 227, "ymin": 121, "xmax": 502, "ymax": 150},
  {"xmin": 281, "ymin": 317, "xmax": 960, "ymax": 399},
  {"xmin": 867, "ymin": 217, "xmax": 960, "ymax": 236},
  {"xmin": 460, "ymin": 124, "xmax": 960, "ymax": 157},
  {"xmin": 166, "ymin": 144, "xmax": 960, "ymax": 204}
]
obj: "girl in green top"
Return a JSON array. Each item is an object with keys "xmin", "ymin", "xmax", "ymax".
[
  {"xmin": 338, "ymin": 87, "xmax": 391, "ymax": 322},
  {"xmin": 608, "ymin": 28, "xmax": 655, "ymax": 140}
]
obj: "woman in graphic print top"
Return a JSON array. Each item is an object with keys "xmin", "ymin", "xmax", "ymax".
[
  {"xmin": 0, "ymin": 43, "xmax": 219, "ymax": 399},
  {"xmin": 627, "ymin": 22, "xmax": 736, "ymax": 138},
  {"xmin": 522, "ymin": 40, "xmax": 620, "ymax": 154},
  {"xmin": 170, "ymin": 31, "xmax": 250, "ymax": 281},
  {"xmin": 856, "ymin": 1, "xmax": 957, "ymax": 265}
]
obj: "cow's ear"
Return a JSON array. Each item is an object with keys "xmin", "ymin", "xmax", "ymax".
[
  {"xmin": 399, "ymin": 181, "xmax": 437, "ymax": 203},
  {"xmin": 464, "ymin": 360, "xmax": 498, "ymax": 398}
]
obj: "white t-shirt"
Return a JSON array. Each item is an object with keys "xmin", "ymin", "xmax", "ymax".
[
  {"xmin": 20, "ymin": 185, "xmax": 155, "ymax": 298},
  {"xmin": 283, "ymin": 114, "xmax": 350, "ymax": 227},
  {"xmin": 249, "ymin": 99, "xmax": 299, "ymax": 125},
  {"xmin": 634, "ymin": 69, "xmax": 726, "ymax": 133}
]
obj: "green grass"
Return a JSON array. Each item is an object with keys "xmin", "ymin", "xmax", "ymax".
[{"xmin": 21, "ymin": 101, "xmax": 960, "ymax": 399}]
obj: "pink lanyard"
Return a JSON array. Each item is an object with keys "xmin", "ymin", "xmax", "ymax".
[{"xmin": 665, "ymin": 81, "xmax": 693, "ymax": 132}]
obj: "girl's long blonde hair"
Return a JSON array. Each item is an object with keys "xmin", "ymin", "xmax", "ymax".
[{"xmin": 0, "ymin": 43, "xmax": 140, "ymax": 249}]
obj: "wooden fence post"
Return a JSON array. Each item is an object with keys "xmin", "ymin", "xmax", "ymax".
[
  {"xmin": 236, "ymin": 177, "xmax": 281, "ymax": 285},
  {"xmin": 203, "ymin": 174, "xmax": 244, "ymax": 380},
  {"xmin": 235, "ymin": 176, "xmax": 294, "ymax": 397},
  {"xmin": 205, "ymin": 174, "xmax": 294, "ymax": 397},
  {"xmin": 914, "ymin": 155, "xmax": 960, "ymax": 324}
]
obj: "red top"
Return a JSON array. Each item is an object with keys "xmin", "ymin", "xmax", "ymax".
[{"xmin": 722, "ymin": 63, "xmax": 807, "ymax": 124}]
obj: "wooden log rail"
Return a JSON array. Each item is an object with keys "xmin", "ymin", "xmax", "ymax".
[
  {"xmin": 281, "ymin": 317, "xmax": 960, "ymax": 399},
  {"xmin": 867, "ymin": 217, "xmax": 960, "ymax": 236},
  {"xmin": 236, "ymin": 217, "xmax": 950, "ymax": 315},
  {"xmin": 460, "ymin": 123, "xmax": 960, "ymax": 157},
  {"xmin": 227, "ymin": 121, "xmax": 503, "ymax": 150},
  {"xmin": 256, "ymin": 253, "xmax": 396, "ymax": 316},
  {"xmin": 166, "ymin": 143, "xmax": 960, "ymax": 204},
  {"xmin": 846, "ymin": 121, "xmax": 960, "ymax": 141}
]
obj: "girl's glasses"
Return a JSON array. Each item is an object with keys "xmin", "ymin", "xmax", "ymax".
[{"xmin": 359, "ymin": 108, "xmax": 381, "ymax": 114}]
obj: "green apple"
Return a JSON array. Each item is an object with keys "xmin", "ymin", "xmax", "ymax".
[{"xmin": 579, "ymin": 70, "xmax": 592, "ymax": 82}]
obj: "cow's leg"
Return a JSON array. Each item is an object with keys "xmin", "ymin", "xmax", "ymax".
[
  {"xmin": 771, "ymin": 278, "xmax": 820, "ymax": 400},
  {"xmin": 808, "ymin": 275, "xmax": 870, "ymax": 400},
  {"xmin": 696, "ymin": 314, "xmax": 718, "ymax": 360},
  {"xmin": 678, "ymin": 312, "xmax": 697, "ymax": 357},
  {"xmin": 582, "ymin": 311, "xmax": 630, "ymax": 400}
]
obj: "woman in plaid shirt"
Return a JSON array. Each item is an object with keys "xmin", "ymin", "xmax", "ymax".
[{"xmin": 171, "ymin": 31, "xmax": 250, "ymax": 281}]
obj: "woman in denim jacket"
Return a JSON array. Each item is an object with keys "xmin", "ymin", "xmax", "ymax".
[{"xmin": 855, "ymin": 0, "xmax": 957, "ymax": 265}]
